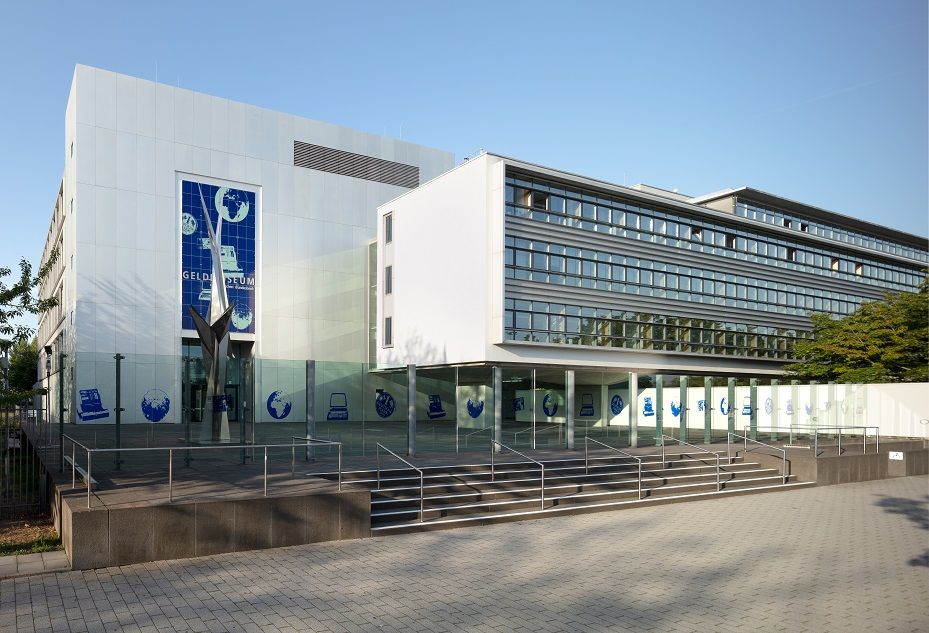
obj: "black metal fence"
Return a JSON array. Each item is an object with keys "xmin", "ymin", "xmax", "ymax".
[{"xmin": 1, "ymin": 407, "xmax": 44, "ymax": 519}]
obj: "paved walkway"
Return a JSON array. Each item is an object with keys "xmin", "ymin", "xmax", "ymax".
[
  {"xmin": 0, "ymin": 552, "xmax": 68, "ymax": 580},
  {"xmin": 2, "ymin": 476, "xmax": 927, "ymax": 632}
]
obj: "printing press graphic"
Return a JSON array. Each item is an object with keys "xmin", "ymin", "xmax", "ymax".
[
  {"xmin": 578, "ymin": 393, "xmax": 595, "ymax": 417},
  {"xmin": 427, "ymin": 395, "xmax": 447, "ymax": 419},
  {"xmin": 77, "ymin": 388, "xmax": 110, "ymax": 421},
  {"xmin": 327, "ymin": 392, "xmax": 349, "ymax": 421}
]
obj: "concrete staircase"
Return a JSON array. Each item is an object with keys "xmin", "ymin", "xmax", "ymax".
[{"xmin": 317, "ymin": 451, "xmax": 813, "ymax": 535}]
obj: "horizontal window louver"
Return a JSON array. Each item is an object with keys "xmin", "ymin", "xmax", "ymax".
[{"xmin": 293, "ymin": 141, "xmax": 419, "ymax": 188}]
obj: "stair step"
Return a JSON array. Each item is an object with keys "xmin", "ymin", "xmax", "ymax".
[
  {"xmin": 371, "ymin": 474, "xmax": 799, "ymax": 522},
  {"xmin": 370, "ymin": 480, "xmax": 815, "ymax": 533}
]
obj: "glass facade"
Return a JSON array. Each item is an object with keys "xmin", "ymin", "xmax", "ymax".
[{"xmin": 503, "ymin": 170, "xmax": 926, "ymax": 362}]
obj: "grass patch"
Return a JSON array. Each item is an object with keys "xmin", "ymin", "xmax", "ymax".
[{"xmin": 0, "ymin": 519, "xmax": 62, "ymax": 557}]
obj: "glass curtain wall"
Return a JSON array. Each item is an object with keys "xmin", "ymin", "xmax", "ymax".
[
  {"xmin": 415, "ymin": 366, "xmax": 458, "ymax": 453},
  {"xmin": 534, "ymin": 368, "xmax": 567, "ymax": 449}
]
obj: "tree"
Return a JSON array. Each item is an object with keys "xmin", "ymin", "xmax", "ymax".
[
  {"xmin": 785, "ymin": 277, "xmax": 929, "ymax": 383},
  {"xmin": 0, "ymin": 252, "xmax": 58, "ymax": 406},
  {"xmin": 7, "ymin": 338, "xmax": 39, "ymax": 393}
]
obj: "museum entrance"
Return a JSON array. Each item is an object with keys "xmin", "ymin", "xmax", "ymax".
[{"xmin": 181, "ymin": 339, "xmax": 254, "ymax": 445}]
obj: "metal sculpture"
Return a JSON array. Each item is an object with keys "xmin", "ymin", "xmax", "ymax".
[{"xmin": 187, "ymin": 184, "xmax": 233, "ymax": 442}]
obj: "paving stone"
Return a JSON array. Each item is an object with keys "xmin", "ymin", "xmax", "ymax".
[{"xmin": 3, "ymin": 476, "xmax": 929, "ymax": 631}]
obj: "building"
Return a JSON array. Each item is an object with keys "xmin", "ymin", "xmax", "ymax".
[
  {"xmin": 35, "ymin": 65, "xmax": 454, "ymax": 442},
  {"xmin": 375, "ymin": 153, "xmax": 927, "ymax": 452},
  {"xmin": 37, "ymin": 68, "xmax": 926, "ymax": 458}
]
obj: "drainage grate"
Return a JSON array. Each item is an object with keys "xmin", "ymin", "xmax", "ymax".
[{"xmin": 293, "ymin": 141, "xmax": 419, "ymax": 188}]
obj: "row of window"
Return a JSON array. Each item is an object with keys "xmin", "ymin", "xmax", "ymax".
[
  {"xmin": 505, "ymin": 237, "xmax": 866, "ymax": 317},
  {"xmin": 503, "ymin": 303, "xmax": 810, "ymax": 360},
  {"xmin": 736, "ymin": 200, "xmax": 928, "ymax": 264},
  {"xmin": 505, "ymin": 175, "xmax": 924, "ymax": 291}
]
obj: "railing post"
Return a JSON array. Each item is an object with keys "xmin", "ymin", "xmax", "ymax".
[
  {"xmin": 716, "ymin": 453, "xmax": 720, "ymax": 492},
  {"xmin": 727, "ymin": 433, "xmax": 731, "ymax": 464},
  {"xmin": 263, "ymin": 447, "xmax": 268, "ymax": 497},
  {"xmin": 584, "ymin": 437, "xmax": 588, "ymax": 475},
  {"xmin": 814, "ymin": 430, "xmax": 818, "ymax": 456},
  {"xmin": 540, "ymin": 464, "xmax": 544, "ymax": 511},
  {"xmin": 491, "ymin": 442, "xmax": 495, "ymax": 482},
  {"xmin": 71, "ymin": 442, "xmax": 76, "ymax": 489},
  {"xmin": 291, "ymin": 441, "xmax": 295, "ymax": 478},
  {"xmin": 837, "ymin": 429, "xmax": 841, "ymax": 456},
  {"xmin": 338, "ymin": 445, "xmax": 342, "ymax": 491},
  {"xmin": 862, "ymin": 429, "xmax": 866, "ymax": 455},
  {"xmin": 782, "ymin": 451, "xmax": 787, "ymax": 484},
  {"xmin": 661, "ymin": 437, "xmax": 665, "ymax": 466},
  {"xmin": 376, "ymin": 446, "xmax": 381, "ymax": 489},
  {"xmin": 86, "ymin": 450, "xmax": 92, "ymax": 509},
  {"xmin": 637, "ymin": 459, "xmax": 642, "ymax": 500},
  {"xmin": 876, "ymin": 429, "xmax": 880, "ymax": 453},
  {"xmin": 169, "ymin": 449, "xmax": 173, "ymax": 502},
  {"xmin": 419, "ymin": 471, "xmax": 424, "ymax": 523}
]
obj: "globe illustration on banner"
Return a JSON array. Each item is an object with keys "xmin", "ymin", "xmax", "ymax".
[
  {"xmin": 610, "ymin": 394, "xmax": 624, "ymax": 415},
  {"xmin": 466, "ymin": 397, "xmax": 484, "ymax": 418},
  {"xmin": 231, "ymin": 305, "xmax": 253, "ymax": 331},
  {"xmin": 670, "ymin": 401, "xmax": 682, "ymax": 417},
  {"xmin": 764, "ymin": 397, "xmax": 774, "ymax": 415},
  {"xmin": 266, "ymin": 391, "xmax": 292, "ymax": 420},
  {"xmin": 374, "ymin": 391, "xmax": 396, "ymax": 418},
  {"xmin": 542, "ymin": 393, "xmax": 558, "ymax": 417},
  {"xmin": 215, "ymin": 187, "xmax": 250, "ymax": 223},
  {"xmin": 140, "ymin": 389, "xmax": 170, "ymax": 422}
]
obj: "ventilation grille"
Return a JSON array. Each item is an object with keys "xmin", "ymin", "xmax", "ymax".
[{"xmin": 293, "ymin": 141, "xmax": 419, "ymax": 188}]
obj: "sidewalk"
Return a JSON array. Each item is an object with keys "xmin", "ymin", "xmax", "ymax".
[{"xmin": 0, "ymin": 551, "xmax": 68, "ymax": 580}]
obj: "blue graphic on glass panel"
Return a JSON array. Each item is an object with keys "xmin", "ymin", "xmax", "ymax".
[
  {"xmin": 140, "ymin": 389, "xmax": 170, "ymax": 422},
  {"xmin": 642, "ymin": 397, "xmax": 655, "ymax": 417},
  {"xmin": 670, "ymin": 401, "xmax": 682, "ymax": 417},
  {"xmin": 610, "ymin": 395, "xmax": 624, "ymax": 415},
  {"xmin": 697, "ymin": 399, "xmax": 706, "ymax": 412},
  {"xmin": 804, "ymin": 402, "xmax": 813, "ymax": 415},
  {"xmin": 375, "ymin": 390, "xmax": 396, "ymax": 418},
  {"xmin": 266, "ymin": 391, "xmax": 292, "ymax": 420},
  {"xmin": 77, "ymin": 389, "xmax": 109, "ymax": 421},
  {"xmin": 741, "ymin": 396, "xmax": 752, "ymax": 416},
  {"xmin": 542, "ymin": 393, "xmax": 558, "ymax": 417},
  {"xmin": 466, "ymin": 398, "xmax": 484, "ymax": 419},
  {"xmin": 427, "ymin": 395, "xmax": 447, "ymax": 419},
  {"xmin": 764, "ymin": 398, "xmax": 774, "ymax": 415},
  {"xmin": 512, "ymin": 396, "xmax": 525, "ymax": 413},
  {"xmin": 326, "ymin": 393, "xmax": 348, "ymax": 421},
  {"xmin": 719, "ymin": 397, "xmax": 731, "ymax": 416},
  {"xmin": 786, "ymin": 399, "xmax": 793, "ymax": 415},
  {"xmin": 212, "ymin": 395, "xmax": 229, "ymax": 413},
  {"xmin": 578, "ymin": 393, "xmax": 595, "ymax": 417},
  {"xmin": 181, "ymin": 181, "xmax": 256, "ymax": 333}
]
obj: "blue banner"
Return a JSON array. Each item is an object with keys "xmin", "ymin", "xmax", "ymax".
[{"xmin": 181, "ymin": 181, "xmax": 256, "ymax": 333}]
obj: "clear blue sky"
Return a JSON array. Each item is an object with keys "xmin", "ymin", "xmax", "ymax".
[{"xmin": 1, "ymin": 0, "xmax": 926, "ymax": 277}]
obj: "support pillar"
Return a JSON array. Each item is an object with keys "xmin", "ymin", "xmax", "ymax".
[
  {"xmin": 305, "ymin": 360, "xmax": 315, "ymax": 460},
  {"xmin": 407, "ymin": 364, "xmax": 416, "ymax": 457},
  {"xmin": 679, "ymin": 376, "xmax": 687, "ymax": 443},
  {"xmin": 493, "ymin": 366, "xmax": 502, "ymax": 453},
  {"xmin": 629, "ymin": 372, "xmax": 638, "ymax": 448},
  {"xmin": 655, "ymin": 374, "xmax": 664, "ymax": 445},
  {"xmin": 749, "ymin": 378, "xmax": 758, "ymax": 439},
  {"xmin": 726, "ymin": 377, "xmax": 735, "ymax": 436},
  {"xmin": 703, "ymin": 377, "xmax": 712, "ymax": 445},
  {"xmin": 566, "ymin": 369, "xmax": 575, "ymax": 449},
  {"xmin": 58, "ymin": 353, "xmax": 67, "ymax": 473},
  {"xmin": 770, "ymin": 379, "xmax": 779, "ymax": 441}
]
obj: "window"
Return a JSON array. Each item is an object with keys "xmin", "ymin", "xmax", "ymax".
[
  {"xmin": 799, "ymin": 222, "xmax": 808, "ymax": 232},
  {"xmin": 854, "ymin": 262, "xmax": 863, "ymax": 276},
  {"xmin": 725, "ymin": 234, "xmax": 736, "ymax": 249},
  {"xmin": 691, "ymin": 226, "xmax": 703, "ymax": 241},
  {"xmin": 383, "ymin": 317, "xmax": 393, "ymax": 347},
  {"xmin": 384, "ymin": 213, "xmax": 393, "ymax": 243},
  {"xmin": 831, "ymin": 257, "xmax": 840, "ymax": 271},
  {"xmin": 384, "ymin": 265, "xmax": 392, "ymax": 294},
  {"xmin": 531, "ymin": 192, "xmax": 549, "ymax": 210},
  {"xmin": 787, "ymin": 247, "xmax": 796, "ymax": 262}
]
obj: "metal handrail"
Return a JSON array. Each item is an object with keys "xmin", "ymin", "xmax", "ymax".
[
  {"xmin": 376, "ymin": 443, "xmax": 424, "ymax": 523},
  {"xmin": 491, "ymin": 440, "xmax": 544, "ymax": 511},
  {"xmin": 744, "ymin": 425, "xmax": 880, "ymax": 456},
  {"xmin": 512, "ymin": 423, "xmax": 562, "ymax": 441},
  {"xmin": 462, "ymin": 426, "xmax": 492, "ymax": 448},
  {"xmin": 291, "ymin": 437, "xmax": 343, "ymax": 490},
  {"xmin": 660, "ymin": 435, "xmax": 721, "ymax": 492},
  {"xmin": 728, "ymin": 433, "xmax": 788, "ymax": 484},
  {"xmin": 584, "ymin": 436, "xmax": 643, "ymax": 500},
  {"xmin": 63, "ymin": 435, "xmax": 333, "ymax": 508}
]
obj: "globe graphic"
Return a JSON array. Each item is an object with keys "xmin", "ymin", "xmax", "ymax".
[
  {"xmin": 374, "ymin": 391, "xmax": 395, "ymax": 418},
  {"xmin": 266, "ymin": 390, "xmax": 292, "ymax": 420},
  {"xmin": 542, "ymin": 393, "xmax": 558, "ymax": 417},
  {"xmin": 140, "ymin": 389, "xmax": 170, "ymax": 422},
  {"xmin": 610, "ymin": 394, "xmax": 624, "ymax": 415}
]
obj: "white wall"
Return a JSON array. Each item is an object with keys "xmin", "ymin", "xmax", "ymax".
[
  {"xmin": 377, "ymin": 154, "xmax": 497, "ymax": 367},
  {"xmin": 865, "ymin": 382, "xmax": 929, "ymax": 438},
  {"xmin": 66, "ymin": 64, "xmax": 454, "ymax": 423}
]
